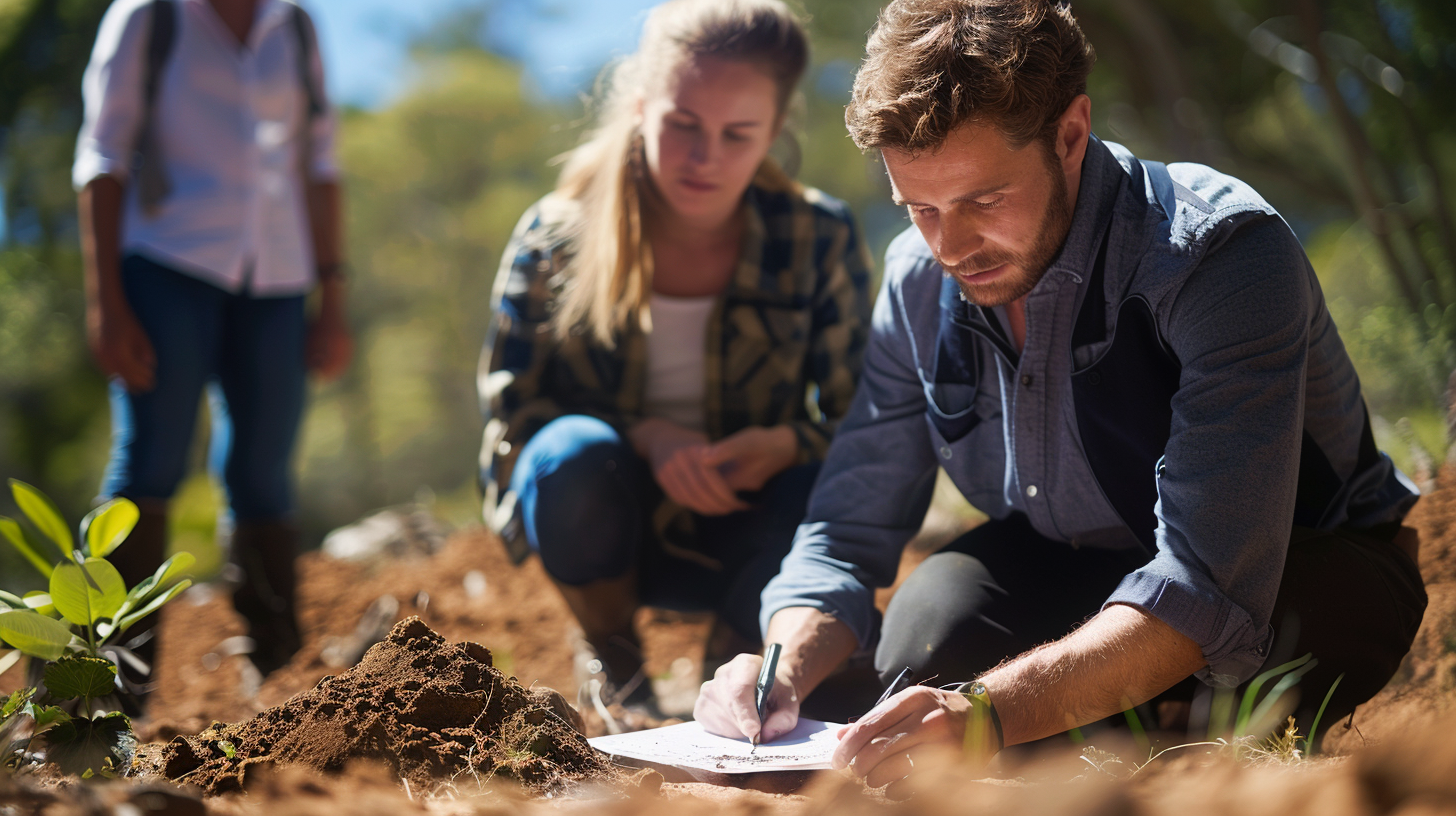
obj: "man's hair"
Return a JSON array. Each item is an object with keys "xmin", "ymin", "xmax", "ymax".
[{"xmin": 845, "ymin": 0, "xmax": 1095, "ymax": 154}]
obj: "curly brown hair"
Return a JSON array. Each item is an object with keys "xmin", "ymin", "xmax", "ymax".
[{"xmin": 845, "ymin": 0, "xmax": 1095, "ymax": 154}]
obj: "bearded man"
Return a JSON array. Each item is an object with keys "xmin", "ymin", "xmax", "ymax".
[{"xmin": 693, "ymin": 0, "xmax": 1425, "ymax": 794}]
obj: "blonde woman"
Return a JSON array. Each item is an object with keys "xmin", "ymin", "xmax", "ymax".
[{"xmin": 478, "ymin": 0, "xmax": 872, "ymax": 705}]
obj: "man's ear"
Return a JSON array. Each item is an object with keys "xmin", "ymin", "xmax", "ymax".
[{"xmin": 1056, "ymin": 94, "xmax": 1092, "ymax": 174}]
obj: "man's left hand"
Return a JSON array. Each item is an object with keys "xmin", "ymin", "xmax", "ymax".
[{"xmin": 831, "ymin": 686, "xmax": 995, "ymax": 798}]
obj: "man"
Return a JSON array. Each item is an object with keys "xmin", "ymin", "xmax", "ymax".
[
  {"xmin": 74, "ymin": 0, "xmax": 351, "ymax": 687},
  {"xmin": 694, "ymin": 0, "xmax": 1426, "ymax": 794}
]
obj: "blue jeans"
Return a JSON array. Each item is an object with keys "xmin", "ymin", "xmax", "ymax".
[
  {"xmin": 101, "ymin": 254, "xmax": 307, "ymax": 520},
  {"xmin": 511, "ymin": 415, "xmax": 820, "ymax": 640}
]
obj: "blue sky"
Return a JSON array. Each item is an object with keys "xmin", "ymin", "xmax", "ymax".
[{"xmin": 307, "ymin": 0, "xmax": 663, "ymax": 107}]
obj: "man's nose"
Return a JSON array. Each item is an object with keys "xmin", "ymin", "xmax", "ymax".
[{"xmin": 938, "ymin": 216, "xmax": 983, "ymax": 268}]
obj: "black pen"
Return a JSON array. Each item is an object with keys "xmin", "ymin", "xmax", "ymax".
[{"xmin": 751, "ymin": 642, "xmax": 782, "ymax": 754}]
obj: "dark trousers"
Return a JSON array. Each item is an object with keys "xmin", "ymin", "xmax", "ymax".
[
  {"xmin": 875, "ymin": 513, "xmax": 1427, "ymax": 739},
  {"xmin": 511, "ymin": 414, "xmax": 821, "ymax": 641},
  {"xmin": 101, "ymin": 254, "xmax": 307, "ymax": 520}
]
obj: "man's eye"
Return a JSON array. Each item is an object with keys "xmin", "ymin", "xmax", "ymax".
[
  {"xmin": 974, "ymin": 197, "xmax": 1003, "ymax": 210},
  {"xmin": 724, "ymin": 130, "xmax": 750, "ymax": 142},
  {"xmin": 912, "ymin": 206, "xmax": 937, "ymax": 218},
  {"xmin": 668, "ymin": 119, "xmax": 697, "ymax": 131}
]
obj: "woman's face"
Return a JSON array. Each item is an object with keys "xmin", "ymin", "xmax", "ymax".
[{"xmin": 639, "ymin": 56, "xmax": 782, "ymax": 226}]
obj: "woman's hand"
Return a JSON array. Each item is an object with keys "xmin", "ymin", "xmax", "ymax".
[
  {"xmin": 88, "ymin": 294, "xmax": 156, "ymax": 393},
  {"xmin": 306, "ymin": 280, "xmax": 353, "ymax": 382},
  {"xmin": 704, "ymin": 425, "xmax": 798, "ymax": 492},
  {"xmin": 629, "ymin": 417, "xmax": 749, "ymax": 516}
]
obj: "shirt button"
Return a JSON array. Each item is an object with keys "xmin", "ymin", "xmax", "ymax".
[
  {"xmin": 939, "ymin": 445, "xmax": 953, "ymax": 460},
  {"xmin": 1025, "ymin": 484, "xmax": 1039, "ymax": 498},
  {"xmin": 496, "ymin": 440, "xmax": 512, "ymax": 456},
  {"xmin": 1021, "ymin": 374, "xmax": 1033, "ymax": 387}
]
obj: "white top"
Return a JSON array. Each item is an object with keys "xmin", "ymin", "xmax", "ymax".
[
  {"xmin": 73, "ymin": 0, "xmax": 338, "ymax": 296},
  {"xmin": 643, "ymin": 293, "xmax": 717, "ymax": 433}
]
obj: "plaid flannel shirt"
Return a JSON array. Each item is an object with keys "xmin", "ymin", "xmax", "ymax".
[{"xmin": 478, "ymin": 163, "xmax": 874, "ymax": 561}]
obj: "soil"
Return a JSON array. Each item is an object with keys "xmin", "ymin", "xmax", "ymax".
[
  {"xmin": 141, "ymin": 617, "xmax": 609, "ymax": 796},
  {"xmin": 2, "ymin": 469, "xmax": 1454, "ymax": 813}
]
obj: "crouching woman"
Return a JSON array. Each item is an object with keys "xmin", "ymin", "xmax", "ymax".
[{"xmin": 477, "ymin": 0, "xmax": 872, "ymax": 704}]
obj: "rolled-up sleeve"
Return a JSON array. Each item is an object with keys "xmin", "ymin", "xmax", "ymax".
[
  {"xmin": 1103, "ymin": 214, "xmax": 1312, "ymax": 686},
  {"xmin": 73, "ymin": 0, "xmax": 149, "ymax": 190},
  {"xmin": 760, "ymin": 244, "xmax": 939, "ymax": 645},
  {"xmin": 300, "ymin": 11, "xmax": 339, "ymax": 181}
]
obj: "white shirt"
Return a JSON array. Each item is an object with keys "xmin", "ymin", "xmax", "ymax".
[
  {"xmin": 643, "ymin": 293, "xmax": 717, "ymax": 433},
  {"xmin": 73, "ymin": 0, "xmax": 338, "ymax": 296}
]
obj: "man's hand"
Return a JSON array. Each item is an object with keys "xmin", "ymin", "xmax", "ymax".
[
  {"xmin": 703, "ymin": 425, "xmax": 798, "ymax": 493},
  {"xmin": 831, "ymin": 686, "xmax": 994, "ymax": 798},
  {"xmin": 694, "ymin": 652, "xmax": 801, "ymax": 743},
  {"xmin": 88, "ymin": 297, "xmax": 156, "ymax": 393},
  {"xmin": 629, "ymin": 417, "xmax": 749, "ymax": 515}
]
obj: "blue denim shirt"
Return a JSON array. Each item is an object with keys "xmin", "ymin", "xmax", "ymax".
[{"xmin": 761, "ymin": 136, "xmax": 1418, "ymax": 686}]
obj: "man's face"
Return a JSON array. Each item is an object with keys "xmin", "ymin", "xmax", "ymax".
[{"xmin": 883, "ymin": 122, "xmax": 1075, "ymax": 308}]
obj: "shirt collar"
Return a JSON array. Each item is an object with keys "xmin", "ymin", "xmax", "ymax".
[{"xmin": 1039, "ymin": 134, "xmax": 1122, "ymax": 288}]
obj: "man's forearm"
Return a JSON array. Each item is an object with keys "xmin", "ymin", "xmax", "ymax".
[
  {"xmin": 764, "ymin": 606, "xmax": 858, "ymax": 700},
  {"xmin": 978, "ymin": 603, "xmax": 1206, "ymax": 746}
]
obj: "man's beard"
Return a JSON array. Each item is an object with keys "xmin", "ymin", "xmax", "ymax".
[{"xmin": 942, "ymin": 153, "xmax": 1074, "ymax": 308}]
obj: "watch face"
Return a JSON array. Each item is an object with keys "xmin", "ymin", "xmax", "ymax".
[{"xmin": 969, "ymin": 682, "xmax": 987, "ymax": 696}]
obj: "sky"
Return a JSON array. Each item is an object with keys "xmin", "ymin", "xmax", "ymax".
[{"xmin": 306, "ymin": 0, "xmax": 663, "ymax": 108}]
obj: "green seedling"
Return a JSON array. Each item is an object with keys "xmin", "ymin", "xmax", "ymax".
[{"xmin": 0, "ymin": 480, "xmax": 194, "ymax": 779}]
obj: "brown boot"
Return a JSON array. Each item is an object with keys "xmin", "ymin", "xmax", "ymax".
[
  {"xmin": 553, "ymin": 574, "xmax": 647, "ymax": 704},
  {"xmin": 104, "ymin": 502, "xmax": 169, "ymax": 706},
  {"xmin": 229, "ymin": 519, "xmax": 303, "ymax": 677}
]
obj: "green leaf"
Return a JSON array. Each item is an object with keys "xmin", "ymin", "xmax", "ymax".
[
  {"xmin": 29, "ymin": 704, "xmax": 72, "ymax": 732},
  {"xmin": 81, "ymin": 499, "xmax": 138, "ymax": 559},
  {"xmin": 8, "ymin": 480, "xmax": 74, "ymax": 559},
  {"xmin": 0, "ymin": 516, "xmax": 53, "ymax": 578},
  {"xmin": 50, "ymin": 558, "xmax": 127, "ymax": 626},
  {"xmin": 0, "ymin": 590, "xmax": 24, "ymax": 610},
  {"xmin": 1, "ymin": 689, "xmax": 32, "ymax": 720},
  {"xmin": 0, "ymin": 610, "xmax": 74, "ymax": 661},
  {"xmin": 43, "ymin": 655, "xmax": 117, "ymax": 701},
  {"xmin": 40, "ymin": 711, "xmax": 135, "ymax": 778},
  {"xmin": 0, "ymin": 649, "xmax": 20, "ymax": 679},
  {"xmin": 116, "ymin": 579, "xmax": 192, "ymax": 635},
  {"xmin": 117, "ymin": 552, "xmax": 196, "ymax": 618},
  {"xmin": 23, "ymin": 591, "xmax": 57, "ymax": 618}
]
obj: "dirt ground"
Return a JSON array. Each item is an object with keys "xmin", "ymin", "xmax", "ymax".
[{"xmin": 4, "ymin": 470, "xmax": 1456, "ymax": 813}]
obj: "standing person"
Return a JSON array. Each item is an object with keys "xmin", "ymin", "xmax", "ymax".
[
  {"xmin": 478, "ymin": 0, "xmax": 873, "ymax": 707},
  {"xmin": 695, "ymin": 0, "xmax": 1425, "ymax": 792},
  {"xmin": 74, "ymin": 0, "xmax": 352, "ymax": 686}
]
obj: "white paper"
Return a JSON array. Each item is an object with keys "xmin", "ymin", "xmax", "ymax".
[{"xmin": 588, "ymin": 718, "xmax": 844, "ymax": 774}]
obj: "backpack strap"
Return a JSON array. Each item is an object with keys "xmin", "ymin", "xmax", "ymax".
[
  {"xmin": 286, "ymin": 3, "xmax": 324, "ymax": 119},
  {"xmin": 135, "ymin": 0, "xmax": 176, "ymax": 216}
]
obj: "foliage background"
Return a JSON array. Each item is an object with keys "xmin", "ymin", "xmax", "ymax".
[{"xmin": 1, "ymin": 0, "xmax": 1453, "ymax": 590}]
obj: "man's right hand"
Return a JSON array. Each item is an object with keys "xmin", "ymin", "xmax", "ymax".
[
  {"xmin": 88, "ymin": 298, "xmax": 156, "ymax": 392},
  {"xmin": 694, "ymin": 652, "xmax": 801, "ymax": 743}
]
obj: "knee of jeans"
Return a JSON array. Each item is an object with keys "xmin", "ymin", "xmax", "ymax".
[
  {"xmin": 515, "ymin": 416, "xmax": 632, "ymax": 496},
  {"xmin": 517, "ymin": 416, "xmax": 640, "ymax": 583}
]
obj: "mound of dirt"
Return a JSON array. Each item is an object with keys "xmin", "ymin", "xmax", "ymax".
[{"xmin": 150, "ymin": 617, "xmax": 612, "ymax": 796}]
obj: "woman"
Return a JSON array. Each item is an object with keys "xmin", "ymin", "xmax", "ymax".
[{"xmin": 478, "ymin": 0, "xmax": 872, "ymax": 705}]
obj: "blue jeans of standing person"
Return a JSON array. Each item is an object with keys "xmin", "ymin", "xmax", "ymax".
[
  {"xmin": 511, "ymin": 414, "xmax": 820, "ymax": 641},
  {"xmin": 101, "ymin": 254, "xmax": 307, "ymax": 518}
]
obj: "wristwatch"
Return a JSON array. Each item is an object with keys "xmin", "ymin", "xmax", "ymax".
[{"xmin": 958, "ymin": 680, "xmax": 1004, "ymax": 755}]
